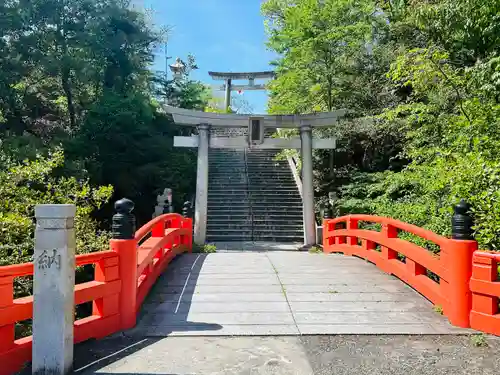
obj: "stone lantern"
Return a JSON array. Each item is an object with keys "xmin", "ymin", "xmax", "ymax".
[{"xmin": 169, "ymin": 57, "xmax": 186, "ymax": 80}]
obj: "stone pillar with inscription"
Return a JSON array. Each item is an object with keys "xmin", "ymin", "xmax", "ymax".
[{"xmin": 32, "ymin": 204, "xmax": 76, "ymax": 375}]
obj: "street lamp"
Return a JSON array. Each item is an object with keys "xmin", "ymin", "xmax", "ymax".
[{"xmin": 169, "ymin": 57, "xmax": 186, "ymax": 80}]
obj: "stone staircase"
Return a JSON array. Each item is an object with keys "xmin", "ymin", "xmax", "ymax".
[{"xmin": 206, "ymin": 147, "xmax": 304, "ymax": 243}]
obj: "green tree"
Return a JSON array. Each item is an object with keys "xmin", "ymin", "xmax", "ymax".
[
  {"xmin": 263, "ymin": 0, "xmax": 500, "ymax": 249},
  {"xmin": 0, "ymin": 145, "xmax": 112, "ymax": 290},
  {"xmin": 1, "ymin": 0, "xmax": 209, "ymax": 228}
]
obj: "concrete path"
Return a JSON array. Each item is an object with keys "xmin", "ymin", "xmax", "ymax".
[
  {"xmin": 130, "ymin": 252, "xmax": 467, "ymax": 336},
  {"xmin": 74, "ymin": 335, "xmax": 500, "ymax": 375}
]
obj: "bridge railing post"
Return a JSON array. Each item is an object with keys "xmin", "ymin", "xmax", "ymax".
[
  {"xmin": 110, "ymin": 198, "xmax": 138, "ymax": 330},
  {"xmin": 379, "ymin": 223, "xmax": 398, "ymax": 273},
  {"xmin": 446, "ymin": 200, "xmax": 477, "ymax": 328},
  {"xmin": 344, "ymin": 217, "xmax": 359, "ymax": 255},
  {"xmin": 32, "ymin": 204, "xmax": 76, "ymax": 375},
  {"xmin": 0, "ymin": 276, "xmax": 14, "ymax": 367}
]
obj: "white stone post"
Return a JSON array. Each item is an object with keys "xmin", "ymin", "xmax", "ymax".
[
  {"xmin": 194, "ymin": 123, "xmax": 210, "ymax": 245},
  {"xmin": 33, "ymin": 204, "xmax": 76, "ymax": 375},
  {"xmin": 300, "ymin": 125, "xmax": 317, "ymax": 246}
]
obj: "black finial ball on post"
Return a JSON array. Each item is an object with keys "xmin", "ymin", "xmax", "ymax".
[
  {"xmin": 452, "ymin": 199, "xmax": 474, "ymax": 240},
  {"xmin": 112, "ymin": 198, "xmax": 136, "ymax": 239},
  {"xmin": 323, "ymin": 202, "xmax": 332, "ymax": 220}
]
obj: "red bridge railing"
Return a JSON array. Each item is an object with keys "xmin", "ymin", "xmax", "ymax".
[
  {"xmin": 0, "ymin": 211, "xmax": 192, "ymax": 375},
  {"xmin": 470, "ymin": 252, "xmax": 500, "ymax": 335},
  {"xmin": 323, "ymin": 214, "xmax": 500, "ymax": 336},
  {"xmin": 323, "ymin": 215, "xmax": 477, "ymax": 328}
]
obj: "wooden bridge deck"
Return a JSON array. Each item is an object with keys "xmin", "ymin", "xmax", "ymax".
[{"xmin": 132, "ymin": 252, "xmax": 468, "ymax": 336}]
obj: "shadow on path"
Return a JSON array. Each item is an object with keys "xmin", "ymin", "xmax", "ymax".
[{"xmin": 71, "ymin": 253, "xmax": 223, "ymax": 374}]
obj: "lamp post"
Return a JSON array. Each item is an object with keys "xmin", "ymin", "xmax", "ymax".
[{"xmin": 164, "ymin": 42, "xmax": 172, "ymax": 79}]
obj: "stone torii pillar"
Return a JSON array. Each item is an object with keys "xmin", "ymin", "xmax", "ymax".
[
  {"xmin": 300, "ymin": 125, "xmax": 315, "ymax": 246},
  {"xmin": 224, "ymin": 79, "xmax": 231, "ymax": 110},
  {"xmin": 194, "ymin": 123, "xmax": 210, "ymax": 245}
]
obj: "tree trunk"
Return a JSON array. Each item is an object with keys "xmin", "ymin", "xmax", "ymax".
[{"xmin": 61, "ymin": 66, "xmax": 76, "ymax": 128}]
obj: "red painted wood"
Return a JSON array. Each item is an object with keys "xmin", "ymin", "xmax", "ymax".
[{"xmin": 0, "ymin": 212, "xmax": 193, "ymax": 375}]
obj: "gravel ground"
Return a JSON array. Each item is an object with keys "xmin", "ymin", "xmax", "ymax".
[{"xmin": 301, "ymin": 335, "xmax": 500, "ymax": 375}]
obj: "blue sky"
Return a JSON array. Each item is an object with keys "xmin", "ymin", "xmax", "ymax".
[{"xmin": 140, "ymin": 0, "xmax": 276, "ymax": 113}]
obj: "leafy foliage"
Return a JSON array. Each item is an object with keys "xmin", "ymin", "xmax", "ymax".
[
  {"xmin": 263, "ymin": 0, "xmax": 500, "ymax": 249},
  {"xmin": 0, "ymin": 0, "xmax": 210, "ymax": 233},
  {"xmin": 0, "ymin": 146, "xmax": 112, "ymax": 295}
]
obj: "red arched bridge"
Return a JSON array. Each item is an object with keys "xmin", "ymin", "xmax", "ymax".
[{"xmin": 0, "ymin": 201, "xmax": 499, "ymax": 374}]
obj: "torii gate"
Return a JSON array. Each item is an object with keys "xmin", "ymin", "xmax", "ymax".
[
  {"xmin": 166, "ymin": 106, "xmax": 346, "ymax": 246},
  {"xmin": 208, "ymin": 71, "xmax": 275, "ymax": 110}
]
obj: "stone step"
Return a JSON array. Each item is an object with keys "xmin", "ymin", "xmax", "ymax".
[
  {"xmin": 207, "ymin": 215, "xmax": 249, "ymax": 221},
  {"xmin": 205, "ymin": 236, "xmax": 253, "ymax": 242},
  {"xmin": 209, "ymin": 161, "xmax": 246, "ymax": 164},
  {"xmin": 207, "ymin": 196, "xmax": 302, "ymax": 202},
  {"xmin": 207, "ymin": 214, "xmax": 302, "ymax": 220},
  {"xmin": 246, "ymin": 163, "xmax": 289, "ymax": 167},
  {"xmin": 207, "ymin": 207, "xmax": 251, "ymax": 211},
  {"xmin": 209, "ymin": 190, "xmax": 298, "ymax": 194},
  {"xmin": 207, "ymin": 220, "xmax": 254, "ymax": 225},
  {"xmin": 209, "ymin": 181, "xmax": 248, "ymax": 184},
  {"xmin": 246, "ymin": 164, "xmax": 290, "ymax": 167},
  {"xmin": 208, "ymin": 190, "xmax": 299, "ymax": 195},
  {"xmin": 209, "ymin": 160, "xmax": 246, "ymax": 163},
  {"xmin": 208, "ymin": 184, "xmax": 298, "ymax": 191},
  {"xmin": 206, "ymin": 229, "xmax": 303, "ymax": 237},
  {"xmin": 207, "ymin": 219, "xmax": 303, "ymax": 226},
  {"xmin": 208, "ymin": 206, "xmax": 302, "ymax": 212},
  {"xmin": 209, "ymin": 181, "xmax": 296, "ymax": 185},
  {"xmin": 208, "ymin": 162, "xmax": 245, "ymax": 165},
  {"xmin": 246, "ymin": 175, "xmax": 295, "ymax": 178},
  {"xmin": 207, "ymin": 212, "xmax": 251, "ymax": 216},
  {"xmin": 207, "ymin": 225, "xmax": 303, "ymax": 232},
  {"xmin": 209, "ymin": 167, "xmax": 246, "ymax": 171},
  {"xmin": 206, "ymin": 234, "xmax": 303, "ymax": 242},
  {"xmin": 246, "ymin": 171, "xmax": 294, "ymax": 175},
  {"xmin": 209, "ymin": 186, "xmax": 298, "ymax": 191},
  {"xmin": 247, "ymin": 175, "xmax": 295, "ymax": 179},
  {"xmin": 247, "ymin": 158, "xmax": 283, "ymax": 161},
  {"xmin": 207, "ymin": 216, "xmax": 303, "ymax": 222},
  {"xmin": 208, "ymin": 193, "xmax": 300, "ymax": 198},
  {"xmin": 208, "ymin": 203, "xmax": 302, "ymax": 209},
  {"xmin": 207, "ymin": 229, "xmax": 253, "ymax": 236},
  {"xmin": 206, "ymin": 219, "xmax": 303, "ymax": 225},
  {"xmin": 206, "ymin": 207, "xmax": 251, "ymax": 211},
  {"xmin": 245, "ymin": 181, "xmax": 296, "ymax": 185},
  {"xmin": 208, "ymin": 157, "xmax": 245, "ymax": 160},
  {"xmin": 210, "ymin": 173, "xmax": 293, "ymax": 178},
  {"xmin": 208, "ymin": 193, "xmax": 299, "ymax": 198},
  {"xmin": 247, "ymin": 171, "xmax": 292, "ymax": 174},
  {"xmin": 251, "ymin": 209, "xmax": 302, "ymax": 214},
  {"xmin": 252, "ymin": 219, "xmax": 304, "ymax": 225}
]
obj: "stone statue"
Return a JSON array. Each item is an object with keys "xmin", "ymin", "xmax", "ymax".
[{"xmin": 153, "ymin": 188, "xmax": 172, "ymax": 218}]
